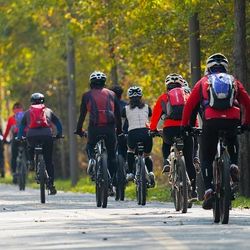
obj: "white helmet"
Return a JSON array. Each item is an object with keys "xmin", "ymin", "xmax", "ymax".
[
  {"xmin": 89, "ymin": 71, "xmax": 107, "ymax": 81},
  {"xmin": 127, "ymin": 86, "xmax": 143, "ymax": 98},
  {"xmin": 205, "ymin": 53, "xmax": 229, "ymax": 74},
  {"xmin": 181, "ymin": 79, "xmax": 191, "ymax": 93},
  {"xmin": 165, "ymin": 73, "xmax": 185, "ymax": 87}
]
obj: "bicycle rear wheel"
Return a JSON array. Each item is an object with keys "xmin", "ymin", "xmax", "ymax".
[
  {"xmin": 139, "ymin": 157, "xmax": 147, "ymax": 206},
  {"xmin": 220, "ymin": 153, "xmax": 231, "ymax": 224},
  {"xmin": 178, "ymin": 156, "xmax": 188, "ymax": 213},
  {"xmin": 101, "ymin": 153, "xmax": 109, "ymax": 208},
  {"xmin": 115, "ymin": 155, "xmax": 126, "ymax": 201},
  {"xmin": 38, "ymin": 156, "xmax": 46, "ymax": 204},
  {"xmin": 213, "ymin": 160, "xmax": 220, "ymax": 223},
  {"xmin": 172, "ymin": 161, "xmax": 181, "ymax": 212}
]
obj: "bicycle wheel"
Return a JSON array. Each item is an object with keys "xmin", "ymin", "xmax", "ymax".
[
  {"xmin": 95, "ymin": 159, "xmax": 102, "ymax": 207},
  {"xmin": 213, "ymin": 160, "xmax": 220, "ymax": 223},
  {"xmin": 115, "ymin": 155, "xmax": 126, "ymax": 201},
  {"xmin": 101, "ymin": 153, "xmax": 109, "ymax": 208},
  {"xmin": 139, "ymin": 157, "xmax": 147, "ymax": 206},
  {"xmin": 171, "ymin": 161, "xmax": 181, "ymax": 211},
  {"xmin": 220, "ymin": 152, "xmax": 231, "ymax": 224},
  {"xmin": 196, "ymin": 171, "xmax": 205, "ymax": 201},
  {"xmin": 19, "ymin": 159, "xmax": 27, "ymax": 191},
  {"xmin": 38, "ymin": 156, "xmax": 46, "ymax": 204},
  {"xmin": 178, "ymin": 156, "xmax": 188, "ymax": 213}
]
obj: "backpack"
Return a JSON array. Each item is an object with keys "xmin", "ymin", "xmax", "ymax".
[
  {"xmin": 13, "ymin": 111, "xmax": 24, "ymax": 133},
  {"xmin": 29, "ymin": 104, "xmax": 49, "ymax": 128},
  {"xmin": 162, "ymin": 87, "xmax": 186, "ymax": 120},
  {"xmin": 208, "ymin": 73, "xmax": 236, "ymax": 110}
]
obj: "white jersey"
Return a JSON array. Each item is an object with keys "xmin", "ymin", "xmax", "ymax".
[{"xmin": 125, "ymin": 104, "xmax": 150, "ymax": 131}]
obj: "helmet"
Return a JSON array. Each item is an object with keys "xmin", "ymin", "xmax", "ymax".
[
  {"xmin": 205, "ymin": 53, "xmax": 228, "ymax": 74},
  {"xmin": 127, "ymin": 86, "xmax": 143, "ymax": 98},
  {"xmin": 110, "ymin": 85, "xmax": 124, "ymax": 98},
  {"xmin": 89, "ymin": 71, "xmax": 106, "ymax": 86},
  {"xmin": 165, "ymin": 73, "xmax": 185, "ymax": 90},
  {"xmin": 181, "ymin": 79, "xmax": 191, "ymax": 93},
  {"xmin": 30, "ymin": 92, "xmax": 45, "ymax": 104}
]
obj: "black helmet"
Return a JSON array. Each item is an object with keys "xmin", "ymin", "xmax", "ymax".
[
  {"xmin": 89, "ymin": 71, "xmax": 106, "ymax": 87},
  {"xmin": 110, "ymin": 85, "xmax": 124, "ymax": 98},
  {"xmin": 30, "ymin": 92, "xmax": 45, "ymax": 104},
  {"xmin": 205, "ymin": 53, "xmax": 229, "ymax": 74}
]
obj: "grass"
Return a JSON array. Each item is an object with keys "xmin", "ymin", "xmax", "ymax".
[{"xmin": 1, "ymin": 173, "xmax": 250, "ymax": 208}]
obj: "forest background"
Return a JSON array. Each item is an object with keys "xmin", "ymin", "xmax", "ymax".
[{"xmin": 1, "ymin": 1, "xmax": 250, "ymax": 196}]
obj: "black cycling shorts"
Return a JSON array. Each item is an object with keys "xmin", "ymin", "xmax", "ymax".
[{"xmin": 127, "ymin": 128, "xmax": 152, "ymax": 154}]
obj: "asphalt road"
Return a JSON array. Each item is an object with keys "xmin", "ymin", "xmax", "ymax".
[{"xmin": 0, "ymin": 184, "xmax": 250, "ymax": 250}]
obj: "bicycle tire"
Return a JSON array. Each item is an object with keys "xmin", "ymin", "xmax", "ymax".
[
  {"xmin": 20, "ymin": 159, "xmax": 26, "ymax": 191},
  {"xmin": 139, "ymin": 157, "xmax": 147, "ymax": 206},
  {"xmin": 95, "ymin": 158, "xmax": 102, "ymax": 207},
  {"xmin": 101, "ymin": 153, "xmax": 109, "ymax": 208},
  {"xmin": 136, "ymin": 157, "xmax": 142, "ymax": 205},
  {"xmin": 213, "ymin": 160, "xmax": 220, "ymax": 223},
  {"xmin": 172, "ymin": 161, "xmax": 181, "ymax": 211},
  {"xmin": 115, "ymin": 155, "xmax": 126, "ymax": 201},
  {"xmin": 178, "ymin": 156, "xmax": 188, "ymax": 213},
  {"xmin": 196, "ymin": 171, "xmax": 205, "ymax": 201},
  {"xmin": 38, "ymin": 156, "xmax": 46, "ymax": 204},
  {"xmin": 220, "ymin": 152, "xmax": 231, "ymax": 224}
]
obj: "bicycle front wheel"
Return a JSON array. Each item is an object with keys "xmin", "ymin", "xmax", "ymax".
[
  {"xmin": 213, "ymin": 160, "xmax": 220, "ymax": 223},
  {"xmin": 171, "ymin": 161, "xmax": 181, "ymax": 212},
  {"xmin": 38, "ymin": 156, "xmax": 46, "ymax": 204}
]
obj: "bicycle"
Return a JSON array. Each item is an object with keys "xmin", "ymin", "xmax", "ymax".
[
  {"xmin": 34, "ymin": 136, "xmax": 62, "ymax": 203},
  {"xmin": 211, "ymin": 126, "xmax": 243, "ymax": 224},
  {"xmin": 134, "ymin": 141, "xmax": 154, "ymax": 206},
  {"xmin": 152, "ymin": 131, "xmax": 191, "ymax": 213},
  {"xmin": 16, "ymin": 140, "xmax": 28, "ymax": 191}
]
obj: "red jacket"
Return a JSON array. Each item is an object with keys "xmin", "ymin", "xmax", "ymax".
[
  {"xmin": 3, "ymin": 115, "xmax": 16, "ymax": 140},
  {"xmin": 182, "ymin": 75, "xmax": 250, "ymax": 126},
  {"xmin": 150, "ymin": 92, "xmax": 186, "ymax": 130}
]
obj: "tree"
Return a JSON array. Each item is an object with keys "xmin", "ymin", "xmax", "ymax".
[{"xmin": 233, "ymin": 0, "xmax": 250, "ymax": 197}]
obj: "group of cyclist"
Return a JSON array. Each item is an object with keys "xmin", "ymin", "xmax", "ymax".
[
  {"xmin": 76, "ymin": 52, "xmax": 250, "ymax": 210},
  {"xmin": 1, "ymin": 52, "xmax": 250, "ymax": 210}
]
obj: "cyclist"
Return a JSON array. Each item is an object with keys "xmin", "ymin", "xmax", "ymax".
[
  {"xmin": 3, "ymin": 102, "xmax": 25, "ymax": 183},
  {"xmin": 17, "ymin": 93, "xmax": 63, "ymax": 195},
  {"xmin": 110, "ymin": 85, "xmax": 128, "ymax": 160},
  {"xmin": 149, "ymin": 74, "xmax": 197, "ymax": 198},
  {"xmin": 122, "ymin": 86, "xmax": 155, "ymax": 186},
  {"xmin": 75, "ymin": 71, "xmax": 122, "ymax": 193},
  {"xmin": 181, "ymin": 53, "xmax": 250, "ymax": 209}
]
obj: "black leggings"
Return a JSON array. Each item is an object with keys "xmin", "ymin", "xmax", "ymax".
[
  {"xmin": 201, "ymin": 119, "xmax": 239, "ymax": 190},
  {"xmin": 163, "ymin": 126, "xmax": 196, "ymax": 190},
  {"xmin": 27, "ymin": 136, "xmax": 54, "ymax": 183},
  {"xmin": 87, "ymin": 125, "xmax": 117, "ymax": 180}
]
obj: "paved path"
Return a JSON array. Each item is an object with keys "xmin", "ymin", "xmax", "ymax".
[{"xmin": 0, "ymin": 184, "xmax": 250, "ymax": 250}]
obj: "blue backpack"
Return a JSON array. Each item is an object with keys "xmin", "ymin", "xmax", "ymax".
[{"xmin": 208, "ymin": 73, "xmax": 236, "ymax": 110}]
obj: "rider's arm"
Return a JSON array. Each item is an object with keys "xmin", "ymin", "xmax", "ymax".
[
  {"xmin": 149, "ymin": 94, "xmax": 165, "ymax": 131},
  {"xmin": 17, "ymin": 112, "xmax": 27, "ymax": 138},
  {"xmin": 76, "ymin": 94, "xmax": 88, "ymax": 133},
  {"xmin": 236, "ymin": 81, "xmax": 250, "ymax": 124},
  {"xmin": 182, "ymin": 81, "xmax": 202, "ymax": 126},
  {"xmin": 148, "ymin": 106, "xmax": 152, "ymax": 118},
  {"xmin": 114, "ymin": 96, "xmax": 122, "ymax": 134},
  {"xmin": 51, "ymin": 112, "xmax": 63, "ymax": 135},
  {"xmin": 3, "ymin": 116, "xmax": 15, "ymax": 140}
]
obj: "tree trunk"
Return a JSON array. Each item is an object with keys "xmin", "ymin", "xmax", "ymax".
[
  {"xmin": 189, "ymin": 13, "xmax": 201, "ymax": 86},
  {"xmin": 233, "ymin": 0, "xmax": 250, "ymax": 196},
  {"xmin": 67, "ymin": 35, "xmax": 78, "ymax": 186}
]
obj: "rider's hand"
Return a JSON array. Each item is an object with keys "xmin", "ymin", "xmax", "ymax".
[
  {"xmin": 74, "ymin": 129, "xmax": 86, "ymax": 137},
  {"xmin": 149, "ymin": 129, "xmax": 158, "ymax": 137}
]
